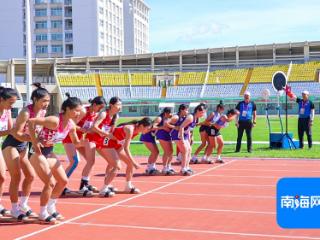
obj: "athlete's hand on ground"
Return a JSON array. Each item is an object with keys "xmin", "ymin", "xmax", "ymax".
[
  {"xmin": 235, "ymin": 122, "xmax": 239, "ymax": 128},
  {"xmin": 309, "ymin": 121, "xmax": 313, "ymax": 127}
]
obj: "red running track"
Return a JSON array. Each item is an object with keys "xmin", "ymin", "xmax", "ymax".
[{"xmin": 1, "ymin": 156, "xmax": 320, "ymax": 240}]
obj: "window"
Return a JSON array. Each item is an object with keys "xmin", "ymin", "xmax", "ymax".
[
  {"xmin": 50, "ymin": 0, "xmax": 62, "ymax": 3},
  {"xmin": 35, "ymin": 0, "xmax": 46, "ymax": 4},
  {"xmin": 35, "ymin": 9, "xmax": 47, "ymax": 17},
  {"xmin": 65, "ymin": 44, "xmax": 73, "ymax": 55},
  {"xmin": 35, "ymin": 21, "xmax": 47, "ymax": 29},
  {"xmin": 51, "ymin": 45, "xmax": 63, "ymax": 53},
  {"xmin": 36, "ymin": 45, "xmax": 48, "ymax": 54},
  {"xmin": 65, "ymin": 19, "xmax": 72, "ymax": 30},
  {"xmin": 51, "ymin": 33, "xmax": 63, "ymax": 41},
  {"xmin": 65, "ymin": 32, "xmax": 73, "ymax": 41},
  {"xmin": 100, "ymin": 44, "xmax": 105, "ymax": 52},
  {"xmin": 64, "ymin": 0, "xmax": 72, "ymax": 4},
  {"xmin": 36, "ymin": 34, "xmax": 48, "ymax": 41},
  {"xmin": 51, "ymin": 7, "xmax": 62, "ymax": 16},
  {"xmin": 51, "ymin": 20, "xmax": 62, "ymax": 28},
  {"xmin": 100, "ymin": 31, "xmax": 104, "ymax": 39}
]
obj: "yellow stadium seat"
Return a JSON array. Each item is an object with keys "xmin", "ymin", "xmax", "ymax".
[
  {"xmin": 207, "ymin": 68, "xmax": 248, "ymax": 84},
  {"xmin": 176, "ymin": 72, "xmax": 206, "ymax": 85},
  {"xmin": 57, "ymin": 73, "xmax": 96, "ymax": 86},
  {"xmin": 131, "ymin": 73, "xmax": 154, "ymax": 86},
  {"xmin": 289, "ymin": 62, "xmax": 320, "ymax": 82},
  {"xmin": 100, "ymin": 73, "xmax": 129, "ymax": 86},
  {"xmin": 250, "ymin": 65, "xmax": 289, "ymax": 83}
]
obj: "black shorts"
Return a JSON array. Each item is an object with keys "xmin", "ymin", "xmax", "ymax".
[
  {"xmin": 199, "ymin": 125, "xmax": 210, "ymax": 133},
  {"xmin": 29, "ymin": 146, "xmax": 54, "ymax": 158},
  {"xmin": 2, "ymin": 135, "xmax": 28, "ymax": 153},
  {"xmin": 207, "ymin": 126, "xmax": 221, "ymax": 137}
]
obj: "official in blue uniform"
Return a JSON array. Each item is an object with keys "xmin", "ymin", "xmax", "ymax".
[{"xmin": 235, "ymin": 91, "xmax": 257, "ymax": 153}]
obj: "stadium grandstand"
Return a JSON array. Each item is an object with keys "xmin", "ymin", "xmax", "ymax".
[{"xmin": 1, "ymin": 41, "xmax": 320, "ymax": 116}]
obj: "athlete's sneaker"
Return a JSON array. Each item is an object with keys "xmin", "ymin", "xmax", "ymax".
[
  {"xmin": 108, "ymin": 186, "xmax": 118, "ymax": 193},
  {"xmin": 39, "ymin": 215, "xmax": 58, "ymax": 224},
  {"xmin": 181, "ymin": 169, "xmax": 192, "ymax": 176},
  {"xmin": 85, "ymin": 184, "xmax": 99, "ymax": 193},
  {"xmin": 0, "ymin": 207, "xmax": 10, "ymax": 216},
  {"xmin": 79, "ymin": 186, "xmax": 94, "ymax": 197},
  {"xmin": 61, "ymin": 187, "xmax": 71, "ymax": 196},
  {"xmin": 163, "ymin": 168, "xmax": 176, "ymax": 176},
  {"xmin": 11, "ymin": 209, "xmax": 28, "ymax": 221},
  {"xmin": 145, "ymin": 168, "xmax": 160, "ymax": 176},
  {"xmin": 50, "ymin": 212, "xmax": 65, "ymax": 220},
  {"xmin": 190, "ymin": 156, "xmax": 200, "ymax": 164},
  {"xmin": 124, "ymin": 186, "xmax": 140, "ymax": 194},
  {"xmin": 202, "ymin": 158, "xmax": 213, "ymax": 164},
  {"xmin": 20, "ymin": 205, "xmax": 38, "ymax": 218},
  {"xmin": 215, "ymin": 158, "xmax": 224, "ymax": 164},
  {"xmin": 99, "ymin": 187, "xmax": 115, "ymax": 198},
  {"xmin": 187, "ymin": 168, "xmax": 194, "ymax": 174}
]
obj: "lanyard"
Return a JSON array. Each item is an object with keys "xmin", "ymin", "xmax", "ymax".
[
  {"xmin": 301, "ymin": 100, "xmax": 308, "ymax": 108},
  {"xmin": 243, "ymin": 102, "xmax": 250, "ymax": 111}
]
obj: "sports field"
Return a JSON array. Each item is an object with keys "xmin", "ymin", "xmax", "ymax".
[{"xmin": 53, "ymin": 115, "xmax": 320, "ymax": 159}]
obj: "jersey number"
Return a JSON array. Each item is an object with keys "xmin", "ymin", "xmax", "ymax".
[{"xmin": 103, "ymin": 137, "xmax": 109, "ymax": 145}]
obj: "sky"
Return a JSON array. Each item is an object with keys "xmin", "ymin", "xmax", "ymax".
[{"xmin": 147, "ymin": 0, "xmax": 320, "ymax": 52}]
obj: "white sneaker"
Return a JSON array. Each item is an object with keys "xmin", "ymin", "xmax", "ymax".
[
  {"xmin": 79, "ymin": 186, "xmax": 94, "ymax": 197},
  {"xmin": 11, "ymin": 209, "xmax": 28, "ymax": 221},
  {"xmin": 203, "ymin": 157, "xmax": 213, "ymax": 164},
  {"xmin": 125, "ymin": 186, "xmax": 140, "ymax": 194},
  {"xmin": 99, "ymin": 187, "xmax": 115, "ymax": 197},
  {"xmin": 215, "ymin": 157, "xmax": 224, "ymax": 164},
  {"xmin": 0, "ymin": 206, "xmax": 10, "ymax": 216},
  {"xmin": 180, "ymin": 168, "xmax": 192, "ymax": 176},
  {"xmin": 20, "ymin": 205, "xmax": 38, "ymax": 217},
  {"xmin": 163, "ymin": 168, "xmax": 176, "ymax": 176},
  {"xmin": 190, "ymin": 156, "xmax": 199, "ymax": 164},
  {"xmin": 108, "ymin": 186, "xmax": 118, "ymax": 193},
  {"xmin": 145, "ymin": 168, "xmax": 160, "ymax": 175}
]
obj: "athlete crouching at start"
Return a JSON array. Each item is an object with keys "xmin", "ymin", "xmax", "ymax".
[{"xmin": 28, "ymin": 94, "xmax": 84, "ymax": 224}]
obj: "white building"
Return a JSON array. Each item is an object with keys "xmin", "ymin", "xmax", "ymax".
[
  {"xmin": 0, "ymin": 0, "xmax": 149, "ymax": 59},
  {"xmin": 123, "ymin": 0, "xmax": 150, "ymax": 55}
]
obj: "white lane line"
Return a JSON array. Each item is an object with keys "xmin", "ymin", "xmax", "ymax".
[
  {"xmin": 116, "ymin": 204, "xmax": 275, "ymax": 215},
  {"xmin": 66, "ymin": 222, "xmax": 320, "ymax": 240},
  {"xmin": 14, "ymin": 160, "xmax": 236, "ymax": 240},
  {"xmin": 153, "ymin": 192, "xmax": 274, "ymax": 199}
]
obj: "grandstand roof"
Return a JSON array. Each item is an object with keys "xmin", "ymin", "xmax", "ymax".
[{"xmin": 1, "ymin": 41, "xmax": 320, "ymax": 75}]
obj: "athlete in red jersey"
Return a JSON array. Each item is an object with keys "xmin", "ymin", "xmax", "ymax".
[
  {"xmin": 90, "ymin": 97, "xmax": 121, "ymax": 197},
  {"xmin": 62, "ymin": 96, "xmax": 106, "ymax": 195},
  {"xmin": 93, "ymin": 114, "xmax": 153, "ymax": 195},
  {"xmin": 0, "ymin": 87, "xmax": 18, "ymax": 219},
  {"xmin": 28, "ymin": 94, "xmax": 83, "ymax": 224},
  {"xmin": 2, "ymin": 83, "xmax": 49, "ymax": 221}
]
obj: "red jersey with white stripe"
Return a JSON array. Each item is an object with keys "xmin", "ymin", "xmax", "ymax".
[
  {"xmin": 96, "ymin": 125, "xmax": 139, "ymax": 150},
  {"xmin": 23, "ymin": 104, "xmax": 46, "ymax": 135},
  {"xmin": 63, "ymin": 106, "xmax": 97, "ymax": 144},
  {"xmin": 87, "ymin": 110, "xmax": 114, "ymax": 143},
  {"xmin": 0, "ymin": 109, "xmax": 11, "ymax": 132},
  {"xmin": 39, "ymin": 114, "xmax": 73, "ymax": 146}
]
